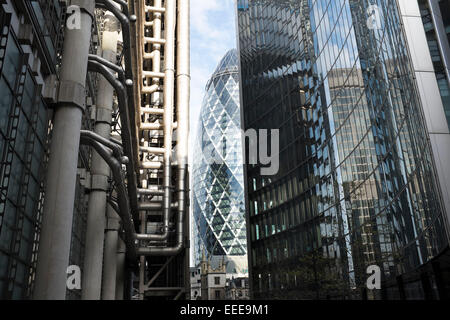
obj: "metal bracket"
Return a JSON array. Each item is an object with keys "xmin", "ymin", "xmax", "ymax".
[
  {"xmin": 69, "ymin": 0, "xmax": 96, "ymax": 19},
  {"xmin": 106, "ymin": 216, "xmax": 121, "ymax": 231},
  {"xmin": 90, "ymin": 174, "xmax": 109, "ymax": 192},
  {"xmin": 57, "ymin": 80, "xmax": 86, "ymax": 111},
  {"xmin": 96, "ymin": 106, "xmax": 113, "ymax": 125}
]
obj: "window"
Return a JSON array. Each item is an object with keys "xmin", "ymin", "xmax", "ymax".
[
  {"xmin": 215, "ymin": 290, "xmax": 221, "ymax": 299},
  {"xmin": 214, "ymin": 277, "xmax": 220, "ymax": 285}
]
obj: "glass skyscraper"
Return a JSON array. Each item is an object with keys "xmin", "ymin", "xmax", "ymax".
[
  {"xmin": 192, "ymin": 50, "xmax": 248, "ymax": 275},
  {"xmin": 237, "ymin": 0, "xmax": 450, "ymax": 299}
]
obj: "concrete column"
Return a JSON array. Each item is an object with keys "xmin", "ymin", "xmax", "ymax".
[
  {"xmin": 115, "ymin": 238, "xmax": 126, "ymax": 300},
  {"xmin": 33, "ymin": 1, "xmax": 94, "ymax": 300},
  {"xmin": 101, "ymin": 203, "xmax": 121, "ymax": 300},
  {"xmin": 82, "ymin": 12, "xmax": 119, "ymax": 300}
]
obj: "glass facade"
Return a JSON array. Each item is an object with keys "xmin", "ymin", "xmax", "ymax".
[
  {"xmin": 418, "ymin": 0, "xmax": 450, "ymax": 127},
  {"xmin": 237, "ymin": 0, "xmax": 449, "ymax": 299},
  {"xmin": 192, "ymin": 50, "xmax": 248, "ymax": 271},
  {"xmin": 0, "ymin": 0, "xmax": 90, "ymax": 299},
  {"xmin": 0, "ymin": 3, "xmax": 58, "ymax": 298}
]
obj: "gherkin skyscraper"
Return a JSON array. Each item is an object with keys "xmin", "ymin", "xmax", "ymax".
[{"xmin": 192, "ymin": 50, "xmax": 248, "ymax": 274}]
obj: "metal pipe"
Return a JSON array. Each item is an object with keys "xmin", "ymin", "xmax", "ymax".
[
  {"xmin": 137, "ymin": 202, "xmax": 179, "ymax": 212},
  {"xmin": 175, "ymin": 0, "xmax": 190, "ymax": 243},
  {"xmin": 138, "ymin": 188, "xmax": 164, "ymax": 196},
  {"xmin": 88, "ymin": 54, "xmax": 124, "ymax": 81},
  {"xmin": 98, "ymin": 0, "xmax": 140, "ymax": 167},
  {"xmin": 136, "ymin": 0, "xmax": 190, "ymax": 255},
  {"xmin": 82, "ymin": 23, "xmax": 119, "ymax": 299},
  {"xmin": 80, "ymin": 136, "xmax": 137, "ymax": 261},
  {"xmin": 33, "ymin": 1, "xmax": 94, "ymax": 300},
  {"xmin": 101, "ymin": 203, "xmax": 120, "ymax": 300},
  {"xmin": 177, "ymin": 0, "xmax": 191, "ymax": 298},
  {"xmin": 80, "ymin": 130, "xmax": 123, "ymax": 159},
  {"xmin": 136, "ymin": 201, "xmax": 184, "ymax": 256},
  {"xmin": 83, "ymin": 16, "xmax": 120, "ymax": 299},
  {"xmin": 136, "ymin": 0, "xmax": 177, "ymax": 243},
  {"xmin": 95, "ymin": 0, "xmax": 141, "ymax": 207},
  {"xmin": 96, "ymin": 0, "xmax": 132, "ymax": 85},
  {"xmin": 141, "ymin": 161, "xmax": 163, "ymax": 169},
  {"xmin": 87, "ymin": 60, "xmax": 139, "ymax": 224},
  {"xmin": 115, "ymin": 238, "xmax": 126, "ymax": 300}
]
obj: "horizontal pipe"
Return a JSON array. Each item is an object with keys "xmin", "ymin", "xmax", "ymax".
[
  {"xmin": 88, "ymin": 54, "xmax": 124, "ymax": 81},
  {"xmin": 142, "ymin": 84, "xmax": 160, "ymax": 94},
  {"xmin": 142, "ymin": 71, "xmax": 165, "ymax": 78},
  {"xmin": 140, "ymin": 123, "xmax": 163, "ymax": 131},
  {"xmin": 144, "ymin": 37, "xmax": 166, "ymax": 45},
  {"xmin": 80, "ymin": 130, "xmax": 123, "ymax": 159},
  {"xmin": 140, "ymin": 161, "xmax": 163, "ymax": 169},
  {"xmin": 145, "ymin": 6, "xmax": 165, "ymax": 13},
  {"xmin": 138, "ymin": 189, "xmax": 164, "ymax": 196},
  {"xmin": 139, "ymin": 146, "xmax": 165, "ymax": 154},
  {"xmin": 138, "ymin": 202, "xmax": 178, "ymax": 211},
  {"xmin": 141, "ymin": 107, "xmax": 164, "ymax": 115},
  {"xmin": 136, "ymin": 209, "xmax": 183, "ymax": 256}
]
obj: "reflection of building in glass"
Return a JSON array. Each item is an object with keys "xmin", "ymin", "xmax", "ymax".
[
  {"xmin": 192, "ymin": 50, "xmax": 248, "ymax": 276},
  {"xmin": 237, "ymin": 0, "xmax": 450, "ymax": 299}
]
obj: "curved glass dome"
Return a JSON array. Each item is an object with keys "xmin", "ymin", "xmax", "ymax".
[{"xmin": 192, "ymin": 49, "xmax": 247, "ymax": 266}]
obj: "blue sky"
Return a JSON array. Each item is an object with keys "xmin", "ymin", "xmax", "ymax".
[
  {"xmin": 189, "ymin": 0, "xmax": 236, "ymax": 165},
  {"xmin": 189, "ymin": 0, "xmax": 236, "ymax": 265}
]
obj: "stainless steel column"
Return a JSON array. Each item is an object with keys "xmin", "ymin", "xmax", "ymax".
[
  {"xmin": 33, "ymin": 0, "xmax": 94, "ymax": 300},
  {"xmin": 101, "ymin": 203, "xmax": 121, "ymax": 300},
  {"xmin": 82, "ymin": 11, "xmax": 119, "ymax": 300},
  {"xmin": 115, "ymin": 238, "xmax": 126, "ymax": 300}
]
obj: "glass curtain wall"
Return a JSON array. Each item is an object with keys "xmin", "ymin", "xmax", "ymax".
[
  {"xmin": 192, "ymin": 50, "xmax": 248, "ymax": 272},
  {"xmin": 237, "ymin": 0, "xmax": 448, "ymax": 299}
]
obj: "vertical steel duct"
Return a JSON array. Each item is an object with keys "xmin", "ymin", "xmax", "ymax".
[
  {"xmin": 82, "ymin": 11, "xmax": 119, "ymax": 300},
  {"xmin": 33, "ymin": 1, "xmax": 95, "ymax": 300},
  {"xmin": 162, "ymin": 0, "xmax": 176, "ymax": 241},
  {"xmin": 136, "ymin": 0, "xmax": 190, "ymax": 256},
  {"xmin": 101, "ymin": 203, "xmax": 121, "ymax": 300},
  {"xmin": 175, "ymin": 0, "xmax": 190, "ymax": 241}
]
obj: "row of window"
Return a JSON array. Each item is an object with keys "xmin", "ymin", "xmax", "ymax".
[{"xmin": 0, "ymin": 24, "xmax": 49, "ymax": 299}]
